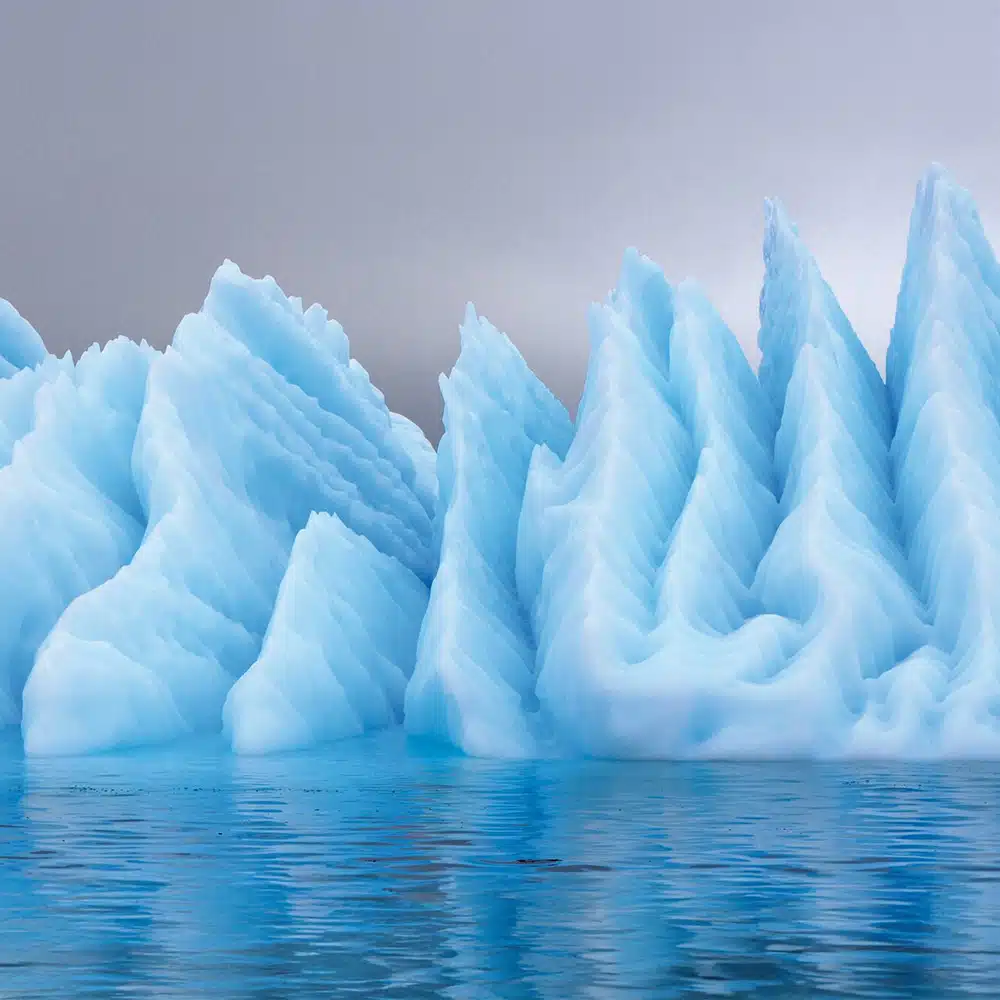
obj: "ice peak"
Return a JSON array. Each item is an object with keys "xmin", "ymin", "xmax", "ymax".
[
  {"xmin": 914, "ymin": 162, "xmax": 963, "ymax": 222},
  {"xmin": 453, "ymin": 304, "xmax": 537, "ymax": 396},
  {"xmin": 615, "ymin": 246, "xmax": 662, "ymax": 299},
  {"xmin": 761, "ymin": 199, "xmax": 816, "ymax": 312},
  {"xmin": 602, "ymin": 247, "xmax": 674, "ymax": 369},
  {"xmin": 0, "ymin": 299, "xmax": 46, "ymax": 379},
  {"xmin": 457, "ymin": 302, "xmax": 505, "ymax": 357},
  {"xmin": 904, "ymin": 163, "xmax": 993, "ymax": 274},
  {"xmin": 888, "ymin": 164, "xmax": 1000, "ymax": 409},
  {"xmin": 763, "ymin": 197, "xmax": 800, "ymax": 248}
]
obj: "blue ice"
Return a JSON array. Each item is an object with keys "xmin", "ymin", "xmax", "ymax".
[
  {"xmin": 0, "ymin": 339, "xmax": 153, "ymax": 724},
  {"xmin": 22, "ymin": 262, "xmax": 435, "ymax": 754},
  {"xmin": 224, "ymin": 511, "xmax": 429, "ymax": 753},
  {"xmin": 0, "ymin": 299, "xmax": 46, "ymax": 380},
  {"xmin": 404, "ymin": 305, "xmax": 572, "ymax": 756}
]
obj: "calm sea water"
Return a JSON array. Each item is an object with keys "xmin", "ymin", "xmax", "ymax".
[{"xmin": 2, "ymin": 730, "xmax": 1000, "ymax": 998}]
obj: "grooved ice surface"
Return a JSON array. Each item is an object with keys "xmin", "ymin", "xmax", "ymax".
[
  {"xmin": 22, "ymin": 262, "xmax": 435, "ymax": 754},
  {"xmin": 390, "ymin": 411, "xmax": 439, "ymax": 518},
  {"xmin": 0, "ymin": 339, "xmax": 153, "ymax": 724},
  {"xmin": 866, "ymin": 164, "xmax": 1000, "ymax": 755},
  {"xmin": 518, "ymin": 252, "xmax": 793, "ymax": 757},
  {"xmin": 224, "ymin": 511, "xmax": 429, "ymax": 753},
  {"xmin": 404, "ymin": 305, "xmax": 573, "ymax": 756},
  {"xmin": 751, "ymin": 200, "xmax": 928, "ymax": 755}
]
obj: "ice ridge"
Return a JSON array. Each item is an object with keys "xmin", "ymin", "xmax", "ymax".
[
  {"xmin": 751, "ymin": 199, "xmax": 929, "ymax": 755},
  {"xmin": 518, "ymin": 250, "xmax": 792, "ymax": 757},
  {"xmin": 868, "ymin": 164, "xmax": 1000, "ymax": 755},
  {"xmin": 404, "ymin": 305, "xmax": 572, "ymax": 756},
  {"xmin": 224, "ymin": 510, "xmax": 429, "ymax": 753},
  {"xmin": 0, "ymin": 339, "xmax": 153, "ymax": 724},
  {"xmin": 22, "ymin": 262, "xmax": 435, "ymax": 754}
]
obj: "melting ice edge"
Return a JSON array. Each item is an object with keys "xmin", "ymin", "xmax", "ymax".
[{"xmin": 1, "ymin": 164, "xmax": 997, "ymax": 759}]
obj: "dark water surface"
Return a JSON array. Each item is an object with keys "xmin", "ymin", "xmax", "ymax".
[{"xmin": 2, "ymin": 730, "xmax": 1000, "ymax": 998}]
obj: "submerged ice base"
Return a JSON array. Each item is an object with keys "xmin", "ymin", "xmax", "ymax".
[{"xmin": 5, "ymin": 163, "xmax": 1000, "ymax": 759}]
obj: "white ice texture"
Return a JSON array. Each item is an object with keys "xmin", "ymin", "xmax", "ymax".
[{"xmin": 5, "ymin": 163, "xmax": 1000, "ymax": 758}]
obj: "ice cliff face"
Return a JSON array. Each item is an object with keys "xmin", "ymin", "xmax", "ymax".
[
  {"xmin": 5, "ymin": 164, "xmax": 1000, "ymax": 758},
  {"xmin": 751, "ymin": 200, "xmax": 928, "ymax": 755}
]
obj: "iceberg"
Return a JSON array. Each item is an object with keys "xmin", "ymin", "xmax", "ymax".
[
  {"xmin": 224, "ymin": 511, "xmax": 429, "ymax": 754},
  {"xmin": 6, "ymin": 163, "xmax": 1000, "ymax": 759},
  {"xmin": 404, "ymin": 305, "xmax": 572, "ymax": 756},
  {"xmin": 22, "ymin": 262, "xmax": 435, "ymax": 755}
]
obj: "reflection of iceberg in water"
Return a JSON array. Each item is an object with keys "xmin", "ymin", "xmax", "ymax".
[
  {"xmin": 223, "ymin": 753, "xmax": 1000, "ymax": 997},
  {"xmin": 4, "ymin": 742, "xmax": 1000, "ymax": 995},
  {"xmin": 15, "ymin": 744, "xmax": 291, "ymax": 996},
  {"xmin": 13, "ymin": 749, "xmax": 169, "ymax": 995},
  {"xmin": 912, "ymin": 772, "xmax": 1000, "ymax": 994},
  {"xmin": 0, "ymin": 742, "xmax": 63, "ymax": 989},
  {"xmin": 228, "ymin": 734, "xmax": 475, "ymax": 994},
  {"xmin": 402, "ymin": 756, "xmax": 551, "ymax": 994}
]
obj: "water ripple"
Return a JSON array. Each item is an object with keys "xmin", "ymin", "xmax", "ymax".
[{"xmin": 2, "ymin": 731, "xmax": 1000, "ymax": 997}]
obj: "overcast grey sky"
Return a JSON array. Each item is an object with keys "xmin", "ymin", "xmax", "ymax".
[{"xmin": 0, "ymin": 1, "xmax": 998, "ymax": 438}]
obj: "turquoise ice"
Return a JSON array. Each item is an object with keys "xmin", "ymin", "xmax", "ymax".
[
  {"xmin": 518, "ymin": 250, "xmax": 792, "ymax": 757},
  {"xmin": 858, "ymin": 165, "xmax": 1000, "ymax": 755}
]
